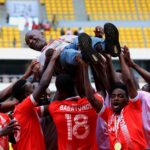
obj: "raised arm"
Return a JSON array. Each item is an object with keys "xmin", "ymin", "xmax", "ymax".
[
  {"xmin": 132, "ymin": 63, "xmax": 150, "ymax": 83},
  {"xmin": 119, "ymin": 51, "xmax": 137, "ymax": 98},
  {"xmin": 0, "ymin": 99, "xmax": 18, "ymax": 113},
  {"xmin": 123, "ymin": 46, "xmax": 150, "ymax": 84},
  {"xmin": 0, "ymin": 60, "xmax": 38, "ymax": 102},
  {"xmin": 82, "ymin": 61, "xmax": 103, "ymax": 113},
  {"xmin": 90, "ymin": 54, "xmax": 110, "ymax": 95},
  {"xmin": 104, "ymin": 54, "xmax": 119, "ymax": 83},
  {"xmin": 32, "ymin": 50, "xmax": 60, "ymax": 102},
  {"xmin": 34, "ymin": 49, "xmax": 56, "ymax": 82}
]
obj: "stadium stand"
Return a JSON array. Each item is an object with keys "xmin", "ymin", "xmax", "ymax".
[
  {"xmin": 44, "ymin": 29, "xmax": 60, "ymax": 41},
  {"xmin": 44, "ymin": 0, "xmax": 74, "ymax": 21},
  {"xmin": 0, "ymin": 27, "xmax": 21, "ymax": 48},
  {"xmin": 85, "ymin": 0, "xmax": 150, "ymax": 21},
  {"xmin": 119, "ymin": 27, "xmax": 144, "ymax": 48},
  {"xmin": 144, "ymin": 28, "xmax": 150, "ymax": 47},
  {"xmin": 38, "ymin": 0, "xmax": 150, "ymax": 48},
  {"xmin": 0, "ymin": 0, "xmax": 5, "ymax": 4},
  {"xmin": 40, "ymin": 0, "xmax": 45, "ymax": 5},
  {"xmin": 136, "ymin": 0, "xmax": 150, "ymax": 20},
  {"xmin": 85, "ymin": 0, "xmax": 138, "ymax": 20}
]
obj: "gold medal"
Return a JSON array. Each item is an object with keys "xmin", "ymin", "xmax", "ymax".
[{"xmin": 114, "ymin": 142, "xmax": 122, "ymax": 150}]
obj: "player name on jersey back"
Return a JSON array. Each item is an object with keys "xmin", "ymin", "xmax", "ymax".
[{"xmin": 59, "ymin": 103, "xmax": 93, "ymax": 112}]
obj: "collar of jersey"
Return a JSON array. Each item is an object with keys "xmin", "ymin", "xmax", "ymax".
[{"xmin": 65, "ymin": 96, "xmax": 80, "ymax": 101}]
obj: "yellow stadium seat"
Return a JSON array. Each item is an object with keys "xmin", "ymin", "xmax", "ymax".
[
  {"xmin": 0, "ymin": 26, "xmax": 21, "ymax": 48},
  {"xmin": 136, "ymin": 0, "xmax": 150, "ymax": 20},
  {"xmin": 143, "ymin": 28, "xmax": 150, "ymax": 47},
  {"xmin": 16, "ymin": 43, "xmax": 21, "ymax": 48},
  {"xmin": 0, "ymin": 0, "xmax": 5, "ymax": 3},
  {"xmin": 45, "ymin": 0, "xmax": 74, "ymax": 21},
  {"xmin": 84, "ymin": 0, "xmax": 149, "ymax": 21},
  {"xmin": 40, "ymin": 0, "xmax": 45, "ymax": 5}
]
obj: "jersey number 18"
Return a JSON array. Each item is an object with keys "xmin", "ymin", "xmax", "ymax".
[{"xmin": 65, "ymin": 114, "xmax": 90, "ymax": 140}]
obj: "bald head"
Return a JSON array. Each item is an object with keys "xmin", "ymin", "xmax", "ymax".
[
  {"xmin": 94, "ymin": 26, "xmax": 104, "ymax": 38},
  {"xmin": 25, "ymin": 30, "xmax": 47, "ymax": 51}
]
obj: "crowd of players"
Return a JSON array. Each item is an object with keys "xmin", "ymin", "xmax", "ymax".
[{"xmin": 0, "ymin": 22, "xmax": 150, "ymax": 150}]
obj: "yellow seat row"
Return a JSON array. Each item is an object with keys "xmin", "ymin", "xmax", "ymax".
[
  {"xmin": 0, "ymin": 0, "xmax": 5, "ymax": 4},
  {"xmin": 85, "ymin": 0, "xmax": 150, "ymax": 20},
  {"xmin": 0, "ymin": 27, "xmax": 21, "ymax": 48},
  {"xmin": 143, "ymin": 28, "xmax": 150, "ymax": 47},
  {"xmin": 41, "ymin": 0, "xmax": 75, "ymax": 21},
  {"xmin": 40, "ymin": 0, "xmax": 45, "ymax": 5}
]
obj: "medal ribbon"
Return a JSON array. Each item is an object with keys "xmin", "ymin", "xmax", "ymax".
[{"xmin": 114, "ymin": 109, "xmax": 134, "ymax": 149}]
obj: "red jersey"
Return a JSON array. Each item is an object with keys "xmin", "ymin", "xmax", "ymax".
[
  {"xmin": 100, "ymin": 98, "xmax": 147, "ymax": 150},
  {"xmin": 0, "ymin": 113, "xmax": 10, "ymax": 150},
  {"xmin": 12, "ymin": 95, "xmax": 45, "ymax": 150},
  {"xmin": 48, "ymin": 94, "xmax": 103, "ymax": 150}
]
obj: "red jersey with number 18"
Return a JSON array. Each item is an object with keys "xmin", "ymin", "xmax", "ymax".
[{"xmin": 48, "ymin": 95, "xmax": 102, "ymax": 150}]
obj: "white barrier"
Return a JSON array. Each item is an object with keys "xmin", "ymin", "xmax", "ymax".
[
  {"xmin": 0, "ymin": 48, "xmax": 40, "ymax": 60},
  {"xmin": 0, "ymin": 48, "xmax": 150, "ymax": 60}
]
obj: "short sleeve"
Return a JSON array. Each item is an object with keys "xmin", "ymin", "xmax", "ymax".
[
  {"xmin": 14, "ymin": 95, "xmax": 36, "ymax": 116},
  {"xmin": 128, "ymin": 92, "xmax": 142, "ymax": 110}
]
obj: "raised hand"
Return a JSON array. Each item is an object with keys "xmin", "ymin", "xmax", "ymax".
[
  {"xmin": 21, "ymin": 59, "xmax": 40, "ymax": 80},
  {"xmin": 122, "ymin": 45, "xmax": 134, "ymax": 67}
]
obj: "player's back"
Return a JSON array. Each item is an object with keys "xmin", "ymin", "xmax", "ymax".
[{"xmin": 48, "ymin": 96, "xmax": 98, "ymax": 150}]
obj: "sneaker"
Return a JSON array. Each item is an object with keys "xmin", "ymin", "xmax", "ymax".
[
  {"xmin": 78, "ymin": 33, "xmax": 100, "ymax": 64},
  {"xmin": 104, "ymin": 23, "xmax": 121, "ymax": 57}
]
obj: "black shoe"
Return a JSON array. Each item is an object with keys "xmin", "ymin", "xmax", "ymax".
[
  {"xmin": 104, "ymin": 23, "xmax": 121, "ymax": 57},
  {"xmin": 78, "ymin": 33, "xmax": 100, "ymax": 64}
]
